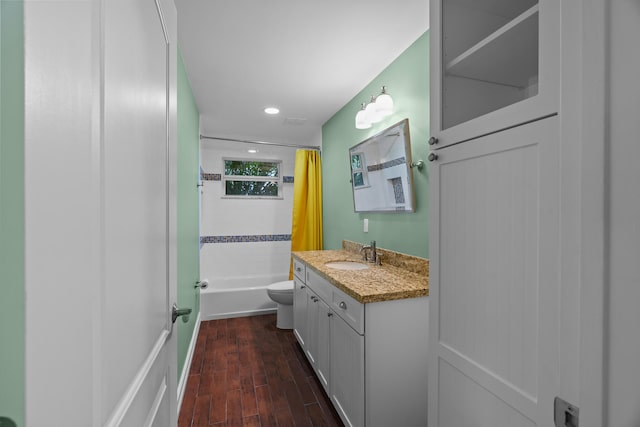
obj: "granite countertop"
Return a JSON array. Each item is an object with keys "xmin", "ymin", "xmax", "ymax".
[{"xmin": 292, "ymin": 246, "xmax": 429, "ymax": 304}]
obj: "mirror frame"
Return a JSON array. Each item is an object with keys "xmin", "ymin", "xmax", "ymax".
[{"xmin": 349, "ymin": 118, "xmax": 416, "ymax": 213}]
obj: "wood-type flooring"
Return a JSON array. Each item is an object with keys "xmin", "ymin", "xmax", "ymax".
[{"xmin": 178, "ymin": 314, "xmax": 344, "ymax": 427}]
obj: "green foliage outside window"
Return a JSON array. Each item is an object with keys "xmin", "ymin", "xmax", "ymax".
[
  {"xmin": 350, "ymin": 152, "xmax": 368, "ymax": 188},
  {"xmin": 353, "ymin": 172, "xmax": 365, "ymax": 187},
  {"xmin": 351, "ymin": 154, "xmax": 362, "ymax": 170},
  {"xmin": 225, "ymin": 180, "xmax": 279, "ymax": 196},
  {"xmin": 224, "ymin": 160, "xmax": 279, "ymax": 177},
  {"xmin": 223, "ymin": 159, "xmax": 281, "ymax": 197}
]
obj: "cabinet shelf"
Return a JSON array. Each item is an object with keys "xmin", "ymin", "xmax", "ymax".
[{"xmin": 445, "ymin": 4, "xmax": 538, "ymax": 88}]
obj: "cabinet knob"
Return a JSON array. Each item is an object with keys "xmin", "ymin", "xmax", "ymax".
[
  {"xmin": 428, "ymin": 136, "xmax": 439, "ymax": 146},
  {"xmin": 296, "ymin": 267, "xmax": 302, "ymax": 272},
  {"xmin": 300, "ymin": 285, "xmax": 306, "ymax": 289},
  {"xmin": 327, "ymin": 312, "xmax": 333, "ymax": 317},
  {"xmin": 339, "ymin": 301, "xmax": 347, "ymax": 310},
  {"xmin": 428, "ymin": 152, "xmax": 439, "ymax": 162}
]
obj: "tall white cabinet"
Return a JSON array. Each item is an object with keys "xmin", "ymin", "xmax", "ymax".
[
  {"xmin": 428, "ymin": 1, "xmax": 574, "ymax": 426},
  {"xmin": 431, "ymin": 2, "xmax": 640, "ymax": 426}
]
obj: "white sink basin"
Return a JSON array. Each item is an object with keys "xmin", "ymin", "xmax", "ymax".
[{"xmin": 325, "ymin": 261, "xmax": 370, "ymax": 271}]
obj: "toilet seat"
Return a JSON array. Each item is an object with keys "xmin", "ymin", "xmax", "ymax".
[{"xmin": 267, "ymin": 280, "xmax": 294, "ymax": 293}]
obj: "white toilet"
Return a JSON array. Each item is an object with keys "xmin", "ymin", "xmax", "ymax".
[{"xmin": 266, "ymin": 280, "xmax": 294, "ymax": 329}]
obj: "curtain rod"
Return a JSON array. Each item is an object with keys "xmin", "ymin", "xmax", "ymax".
[{"xmin": 200, "ymin": 135, "xmax": 320, "ymax": 150}]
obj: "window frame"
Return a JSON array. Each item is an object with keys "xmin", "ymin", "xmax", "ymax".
[
  {"xmin": 221, "ymin": 157, "xmax": 283, "ymax": 199},
  {"xmin": 350, "ymin": 152, "xmax": 371, "ymax": 190}
]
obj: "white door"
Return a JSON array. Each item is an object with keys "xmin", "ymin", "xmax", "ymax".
[
  {"xmin": 102, "ymin": 1, "xmax": 177, "ymax": 425},
  {"xmin": 428, "ymin": 117, "xmax": 560, "ymax": 426},
  {"xmin": 24, "ymin": 0, "xmax": 178, "ymax": 425}
]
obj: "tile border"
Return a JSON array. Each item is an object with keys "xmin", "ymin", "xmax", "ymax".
[
  {"xmin": 367, "ymin": 156, "xmax": 406, "ymax": 172},
  {"xmin": 200, "ymin": 234, "xmax": 292, "ymax": 244}
]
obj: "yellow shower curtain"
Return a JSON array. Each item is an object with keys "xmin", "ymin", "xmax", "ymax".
[{"xmin": 289, "ymin": 150, "xmax": 323, "ymax": 279}]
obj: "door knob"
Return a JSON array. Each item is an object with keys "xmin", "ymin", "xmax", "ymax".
[{"xmin": 172, "ymin": 303, "xmax": 192, "ymax": 324}]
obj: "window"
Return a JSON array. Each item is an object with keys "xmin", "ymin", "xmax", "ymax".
[
  {"xmin": 350, "ymin": 152, "xmax": 369, "ymax": 189},
  {"xmin": 223, "ymin": 158, "xmax": 282, "ymax": 198}
]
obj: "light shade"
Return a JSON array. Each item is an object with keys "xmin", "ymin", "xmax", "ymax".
[
  {"xmin": 355, "ymin": 103, "xmax": 371, "ymax": 129},
  {"xmin": 376, "ymin": 86, "xmax": 393, "ymax": 117},
  {"xmin": 365, "ymin": 96, "xmax": 383, "ymax": 124}
]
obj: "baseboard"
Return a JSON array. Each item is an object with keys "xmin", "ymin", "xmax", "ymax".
[
  {"xmin": 200, "ymin": 307, "xmax": 276, "ymax": 321},
  {"xmin": 177, "ymin": 311, "xmax": 201, "ymax": 412}
]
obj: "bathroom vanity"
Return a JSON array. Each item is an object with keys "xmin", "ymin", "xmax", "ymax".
[{"xmin": 292, "ymin": 241, "xmax": 429, "ymax": 427}]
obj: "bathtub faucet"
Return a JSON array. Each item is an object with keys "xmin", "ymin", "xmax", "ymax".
[{"xmin": 194, "ymin": 280, "xmax": 208, "ymax": 289}]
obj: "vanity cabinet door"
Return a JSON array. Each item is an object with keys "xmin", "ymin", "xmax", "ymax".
[
  {"xmin": 305, "ymin": 288, "xmax": 319, "ymax": 366},
  {"xmin": 305, "ymin": 287, "xmax": 332, "ymax": 392},
  {"xmin": 331, "ymin": 318, "xmax": 365, "ymax": 427},
  {"xmin": 293, "ymin": 276, "xmax": 307, "ymax": 347},
  {"xmin": 316, "ymin": 299, "xmax": 332, "ymax": 392}
]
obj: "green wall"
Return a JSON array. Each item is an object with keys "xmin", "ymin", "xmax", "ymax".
[
  {"xmin": 0, "ymin": 2, "xmax": 25, "ymax": 426},
  {"xmin": 322, "ymin": 32, "xmax": 430, "ymax": 257},
  {"xmin": 177, "ymin": 49, "xmax": 201, "ymax": 378}
]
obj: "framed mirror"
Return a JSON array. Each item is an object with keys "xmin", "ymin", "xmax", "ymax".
[{"xmin": 349, "ymin": 118, "xmax": 416, "ymax": 213}]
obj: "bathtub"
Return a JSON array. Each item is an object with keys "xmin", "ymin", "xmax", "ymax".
[{"xmin": 199, "ymin": 275, "xmax": 288, "ymax": 321}]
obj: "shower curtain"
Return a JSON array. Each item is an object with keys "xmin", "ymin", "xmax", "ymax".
[{"xmin": 289, "ymin": 149, "xmax": 323, "ymax": 279}]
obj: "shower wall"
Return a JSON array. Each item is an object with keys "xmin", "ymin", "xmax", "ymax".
[{"xmin": 199, "ymin": 139, "xmax": 297, "ymax": 289}]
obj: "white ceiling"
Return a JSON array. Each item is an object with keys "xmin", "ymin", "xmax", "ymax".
[{"xmin": 175, "ymin": 0, "xmax": 429, "ymax": 146}]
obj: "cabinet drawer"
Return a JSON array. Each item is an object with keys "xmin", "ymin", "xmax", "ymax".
[
  {"xmin": 293, "ymin": 258, "xmax": 306, "ymax": 281},
  {"xmin": 306, "ymin": 268, "xmax": 332, "ymax": 303},
  {"xmin": 331, "ymin": 288, "xmax": 364, "ymax": 335}
]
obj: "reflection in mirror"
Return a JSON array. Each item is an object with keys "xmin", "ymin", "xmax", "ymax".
[{"xmin": 349, "ymin": 118, "xmax": 415, "ymax": 213}]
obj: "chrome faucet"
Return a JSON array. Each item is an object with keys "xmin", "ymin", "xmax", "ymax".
[{"xmin": 360, "ymin": 240, "xmax": 377, "ymax": 263}]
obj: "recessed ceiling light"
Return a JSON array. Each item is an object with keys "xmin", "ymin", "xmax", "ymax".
[
  {"xmin": 247, "ymin": 149, "xmax": 258, "ymax": 153},
  {"xmin": 264, "ymin": 107, "xmax": 280, "ymax": 115}
]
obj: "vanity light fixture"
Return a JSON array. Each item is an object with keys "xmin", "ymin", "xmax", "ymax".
[
  {"xmin": 355, "ymin": 85, "xmax": 394, "ymax": 129},
  {"xmin": 264, "ymin": 106, "xmax": 280, "ymax": 115}
]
